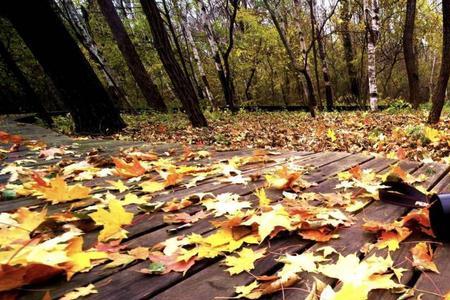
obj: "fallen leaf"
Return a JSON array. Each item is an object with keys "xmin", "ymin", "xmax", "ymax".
[
  {"xmin": 410, "ymin": 242, "xmax": 439, "ymax": 273},
  {"xmin": 34, "ymin": 176, "xmax": 91, "ymax": 204},
  {"xmin": 223, "ymin": 247, "xmax": 266, "ymax": 275},
  {"xmin": 60, "ymin": 284, "xmax": 97, "ymax": 300},
  {"xmin": 88, "ymin": 199, "xmax": 134, "ymax": 242},
  {"xmin": 112, "ymin": 157, "xmax": 145, "ymax": 178}
]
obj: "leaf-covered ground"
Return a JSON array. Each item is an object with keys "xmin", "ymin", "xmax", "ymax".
[{"xmin": 101, "ymin": 110, "xmax": 450, "ymax": 163}]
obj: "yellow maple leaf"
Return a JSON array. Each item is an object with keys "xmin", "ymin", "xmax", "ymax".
[
  {"xmin": 235, "ymin": 281, "xmax": 262, "ymax": 299},
  {"xmin": 254, "ymin": 188, "xmax": 271, "ymax": 207},
  {"xmin": 423, "ymin": 126, "xmax": 441, "ymax": 143},
  {"xmin": 223, "ymin": 247, "xmax": 266, "ymax": 275},
  {"xmin": 60, "ymin": 284, "xmax": 97, "ymax": 300},
  {"xmin": 65, "ymin": 237, "xmax": 108, "ymax": 279},
  {"xmin": 327, "ymin": 128, "xmax": 337, "ymax": 142},
  {"xmin": 0, "ymin": 207, "xmax": 47, "ymax": 247},
  {"xmin": 317, "ymin": 253, "xmax": 402, "ymax": 300},
  {"xmin": 121, "ymin": 193, "xmax": 150, "ymax": 205},
  {"xmin": 242, "ymin": 204, "xmax": 293, "ymax": 240},
  {"xmin": 140, "ymin": 180, "xmax": 166, "ymax": 193},
  {"xmin": 105, "ymin": 180, "xmax": 129, "ymax": 193},
  {"xmin": 277, "ymin": 252, "xmax": 328, "ymax": 282},
  {"xmin": 35, "ymin": 176, "xmax": 91, "ymax": 204},
  {"xmin": 88, "ymin": 199, "xmax": 133, "ymax": 242}
]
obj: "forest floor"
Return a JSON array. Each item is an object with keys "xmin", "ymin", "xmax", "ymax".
[{"xmin": 53, "ymin": 109, "xmax": 450, "ymax": 163}]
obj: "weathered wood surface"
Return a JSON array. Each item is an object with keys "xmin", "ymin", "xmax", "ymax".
[{"xmin": 1, "ymin": 119, "xmax": 450, "ymax": 300}]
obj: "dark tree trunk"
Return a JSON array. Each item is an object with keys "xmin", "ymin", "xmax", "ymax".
[
  {"xmin": 263, "ymin": 0, "xmax": 316, "ymax": 117},
  {"xmin": 139, "ymin": 0, "xmax": 207, "ymax": 127},
  {"xmin": 161, "ymin": 0, "xmax": 192, "ymax": 89},
  {"xmin": 340, "ymin": 0, "xmax": 360, "ymax": 101},
  {"xmin": 59, "ymin": 0, "xmax": 134, "ymax": 112},
  {"xmin": 0, "ymin": 38, "xmax": 53, "ymax": 126},
  {"xmin": 97, "ymin": 0, "xmax": 167, "ymax": 112},
  {"xmin": 317, "ymin": 34, "xmax": 334, "ymax": 111},
  {"xmin": 3, "ymin": 0, "xmax": 125, "ymax": 134},
  {"xmin": 309, "ymin": 0, "xmax": 333, "ymax": 110},
  {"xmin": 403, "ymin": 0, "xmax": 420, "ymax": 109},
  {"xmin": 308, "ymin": 0, "xmax": 322, "ymax": 109},
  {"xmin": 428, "ymin": 0, "xmax": 450, "ymax": 124},
  {"xmin": 220, "ymin": 0, "xmax": 240, "ymax": 111}
]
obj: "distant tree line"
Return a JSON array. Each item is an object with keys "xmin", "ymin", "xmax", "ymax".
[{"xmin": 0, "ymin": 0, "xmax": 449, "ymax": 133}]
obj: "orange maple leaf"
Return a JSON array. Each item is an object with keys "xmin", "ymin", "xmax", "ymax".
[
  {"xmin": 112, "ymin": 157, "xmax": 145, "ymax": 178},
  {"xmin": 410, "ymin": 242, "xmax": 439, "ymax": 273},
  {"xmin": 34, "ymin": 176, "xmax": 91, "ymax": 204}
]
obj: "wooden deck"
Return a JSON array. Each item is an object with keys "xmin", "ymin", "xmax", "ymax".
[{"xmin": 1, "ymin": 118, "xmax": 450, "ymax": 300}]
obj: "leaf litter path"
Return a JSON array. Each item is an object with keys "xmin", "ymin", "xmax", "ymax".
[{"xmin": 1, "ymin": 119, "xmax": 450, "ymax": 300}]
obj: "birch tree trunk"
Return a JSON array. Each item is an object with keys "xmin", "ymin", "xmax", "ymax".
[
  {"xmin": 97, "ymin": 0, "xmax": 168, "ymax": 112},
  {"xmin": 364, "ymin": 0, "xmax": 380, "ymax": 111},
  {"xmin": 179, "ymin": 2, "xmax": 217, "ymax": 110},
  {"xmin": 60, "ymin": 0, "xmax": 133, "ymax": 111}
]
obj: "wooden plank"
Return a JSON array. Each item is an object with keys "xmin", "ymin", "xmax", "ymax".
[
  {"xmin": 146, "ymin": 157, "xmax": 399, "ymax": 300},
  {"xmin": 21, "ymin": 153, "xmax": 364, "ymax": 299},
  {"xmin": 403, "ymin": 169, "xmax": 450, "ymax": 300},
  {"xmin": 74, "ymin": 154, "xmax": 377, "ymax": 300},
  {"xmin": 0, "ymin": 151, "xmax": 311, "ymax": 213},
  {"xmin": 273, "ymin": 162, "xmax": 449, "ymax": 300}
]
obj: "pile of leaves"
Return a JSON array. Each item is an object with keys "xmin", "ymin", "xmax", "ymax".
[
  {"xmin": 114, "ymin": 110, "xmax": 450, "ymax": 162},
  {"xmin": 0, "ymin": 129, "xmax": 448, "ymax": 300}
]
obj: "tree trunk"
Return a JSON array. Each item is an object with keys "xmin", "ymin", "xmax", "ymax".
[
  {"xmin": 428, "ymin": 51, "xmax": 437, "ymax": 102},
  {"xmin": 0, "ymin": 38, "xmax": 53, "ymax": 126},
  {"xmin": 428, "ymin": 0, "xmax": 450, "ymax": 124},
  {"xmin": 161, "ymin": 0, "xmax": 192, "ymax": 88},
  {"xmin": 97, "ymin": 0, "xmax": 167, "ymax": 112},
  {"xmin": 60, "ymin": 0, "xmax": 133, "ymax": 111},
  {"xmin": 308, "ymin": 0, "xmax": 323, "ymax": 109},
  {"xmin": 221, "ymin": 0, "xmax": 239, "ymax": 111},
  {"xmin": 364, "ymin": 0, "xmax": 380, "ymax": 111},
  {"xmin": 309, "ymin": 0, "xmax": 333, "ymax": 110},
  {"xmin": 195, "ymin": 0, "xmax": 236, "ymax": 111},
  {"xmin": 403, "ymin": 0, "xmax": 420, "ymax": 108},
  {"xmin": 178, "ymin": 1, "xmax": 217, "ymax": 110},
  {"xmin": 340, "ymin": 0, "xmax": 360, "ymax": 101},
  {"xmin": 3, "ymin": 0, "xmax": 125, "ymax": 134},
  {"xmin": 263, "ymin": 0, "xmax": 315, "ymax": 117},
  {"xmin": 139, "ymin": 0, "xmax": 208, "ymax": 127},
  {"xmin": 317, "ymin": 35, "xmax": 334, "ymax": 111}
]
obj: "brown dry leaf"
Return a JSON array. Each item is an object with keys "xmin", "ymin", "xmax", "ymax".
[
  {"xmin": 0, "ymin": 263, "xmax": 62, "ymax": 292},
  {"xmin": 142, "ymin": 251, "xmax": 196, "ymax": 274},
  {"xmin": 163, "ymin": 210, "xmax": 209, "ymax": 224}
]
